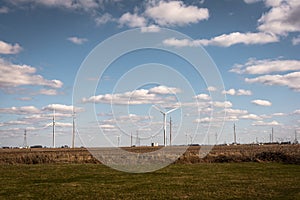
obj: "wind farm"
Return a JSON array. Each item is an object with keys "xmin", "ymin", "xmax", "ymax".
[{"xmin": 1, "ymin": 0, "xmax": 300, "ymax": 199}]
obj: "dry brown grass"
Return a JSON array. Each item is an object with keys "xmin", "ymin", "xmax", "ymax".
[{"xmin": 0, "ymin": 144, "xmax": 299, "ymax": 165}]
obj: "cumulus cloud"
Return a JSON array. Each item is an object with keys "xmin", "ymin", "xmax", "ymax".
[
  {"xmin": 230, "ymin": 58, "xmax": 300, "ymax": 74},
  {"xmin": 82, "ymin": 86, "xmax": 179, "ymax": 105},
  {"xmin": 0, "ymin": 106, "xmax": 40, "ymax": 115},
  {"xmin": 141, "ymin": 25, "xmax": 160, "ymax": 33},
  {"xmin": 194, "ymin": 93, "xmax": 211, "ymax": 101},
  {"xmin": 163, "ymin": 32, "xmax": 278, "ymax": 47},
  {"xmin": 67, "ymin": 36, "xmax": 88, "ymax": 45},
  {"xmin": 7, "ymin": 0, "xmax": 100, "ymax": 11},
  {"xmin": 145, "ymin": 1, "xmax": 209, "ymax": 26},
  {"xmin": 148, "ymin": 85, "xmax": 181, "ymax": 95},
  {"xmin": 251, "ymin": 99, "xmax": 272, "ymax": 106},
  {"xmin": 223, "ymin": 88, "xmax": 252, "ymax": 96},
  {"xmin": 230, "ymin": 58, "xmax": 300, "ymax": 92},
  {"xmin": 207, "ymin": 86, "xmax": 217, "ymax": 92},
  {"xmin": 257, "ymin": 0, "xmax": 300, "ymax": 36},
  {"xmin": 119, "ymin": 12, "xmax": 147, "ymax": 28},
  {"xmin": 0, "ymin": 58, "xmax": 63, "ymax": 89},
  {"xmin": 240, "ymin": 114, "xmax": 262, "ymax": 120},
  {"xmin": 0, "ymin": 7, "xmax": 9, "ymax": 14},
  {"xmin": 244, "ymin": 0, "xmax": 262, "ymax": 3},
  {"xmin": 245, "ymin": 72, "xmax": 300, "ymax": 91},
  {"xmin": 38, "ymin": 89, "xmax": 58, "ymax": 96},
  {"xmin": 95, "ymin": 13, "xmax": 115, "ymax": 25},
  {"xmin": 212, "ymin": 101, "xmax": 233, "ymax": 108},
  {"xmin": 292, "ymin": 35, "xmax": 300, "ymax": 45},
  {"xmin": 42, "ymin": 104, "xmax": 81, "ymax": 113},
  {"xmin": 292, "ymin": 109, "xmax": 300, "ymax": 115},
  {"xmin": 252, "ymin": 120, "xmax": 281, "ymax": 126},
  {"xmin": 0, "ymin": 40, "xmax": 22, "ymax": 54}
]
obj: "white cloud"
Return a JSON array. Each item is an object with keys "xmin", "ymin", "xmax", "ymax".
[
  {"xmin": 163, "ymin": 32, "xmax": 278, "ymax": 47},
  {"xmin": 207, "ymin": 86, "xmax": 217, "ymax": 92},
  {"xmin": 99, "ymin": 124, "xmax": 116, "ymax": 129},
  {"xmin": 42, "ymin": 104, "xmax": 80, "ymax": 113},
  {"xmin": 272, "ymin": 112, "xmax": 286, "ymax": 116},
  {"xmin": 292, "ymin": 35, "xmax": 300, "ymax": 45},
  {"xmin": 244, "ymin": 0, "xmax": 262, "ymax": 3},
  {"xmin": 0, "ymin": 40, "xmax": 22, "ymax": 54},
  {"xmin": 230, "ymin": 58, "xmax": 300, "ymax": 74},
  {"xmin": 119, "ymin": 12, "xmax": 147, "ymax": 28},
  {"xmin": 141, "ymin": 25, "xmax": 161, "ymax": 33},
  {"xmin": 212, "ymin": 101, "xmax": 233, "ymax": 108},
  {"xmin": 225, "ymin": 108, "xmax": 248, "ymax": 115},
  {"xmin": 194, "ymin": 117, "xmax": 212, "ymax": 123},
  {"xmin": 245, "ymin": 71, "xmax": 300, "ymax": 91},
  {"xmin": 67, "ymin": 37, "xmax": 88, "ymax": 45},
  {"xmin": 194, "ymin": 93, "xmax": 211, "ymax": 101},
  {"xmin": 293, "ymin": 109, "xmax": 300, "ymax": 115},
  {"xmin": 145, "ymin": 1, "xmax": 209, "ymax": 26},
  {"xmin": 95, "ymin": 13, "xmax": 115, "ymax": 25},
  {"xmin": 82, "ymin": 86, "xmax": 180, "ymax": 105},
  {"xmin": 0, "ymin": 58, "xmax": 63, "ymax": 89},
  {"xmin": 222, "ymin": 88, "xmax": 252, "ymax": 96},
  {"xmin": 240, "ymin": 114, "xmax": 262, "ymax": 120},
  {"xmin": 252, "ymin": 120, "xmax": 281, "ymax": 126},
  {"xmin": 251, "ymin": 99, "xmax": 272, "ymax": 106},
  {"xmin": 257, "ymin": 0, "xmax": 300, "ymax": 36},
  {"xmin": 17, "ymin": 97, "xmax": 32, "ymax": 101},
  {"xmin": 236, "ymin": 89, "xmax": 253, "ymax": 96},
  {"xmin": 45, "ymin": 122, "xmax": 72, "ymax": 127},
  {"xmin": 38, "ymin": 89, "xmax": 58, "ymax": 96},
  {"xmin": 0, "ymin": 6, "xmax": 9, "ymax": 14},
  {"xmin": 8, "ymin": 0, "xmax": 100, "ymax": 11},
  {"xmin": 0, "ymin": 106, "xmax": 40, "ymax": 115},
  {"xmin": 148, "ymin": 85, "xmax": 181, "ymax": 95}
]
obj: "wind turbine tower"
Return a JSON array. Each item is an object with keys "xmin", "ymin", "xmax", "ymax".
[
  {"xmin": 233, "ymin": 123, "xmax": 237, "ymax": 144},
  {"xmin": 52, "ymin": 108, "xmax": 55, "ymax": 148},
  {"xmin": 153, "ymin": 106, "xmax": 179, "ymax": 146},
  {"xmin": 72, "ymin": 109, "xmax": 75, "ymax": 148},
  {"xmin": 271, "ymin": 127, "xmax": 274, "ymax": 143},
  {"xmin": 23, "ymin": 129, "xmax": 28, "ymax": 148},
  {"xmin": 169, "ymin": 117, "xmax": 172, "ymax": 146}
]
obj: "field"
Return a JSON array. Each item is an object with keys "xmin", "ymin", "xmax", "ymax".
[
  {"xmin": 1, "ymin": 163, "xmax": 299, "ymax": 199},
  {"xmin": 1, "ymin": 144, "xmax": 300, "ymax": 199}
]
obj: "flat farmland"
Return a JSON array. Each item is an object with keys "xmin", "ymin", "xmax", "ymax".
[
  {"xmin": 1, "ymin": 144, "xmax": 299, "ymax": 199},
  {"xmin": 0, "ymin": 163, "xmax": 299, "ymax": 199}
]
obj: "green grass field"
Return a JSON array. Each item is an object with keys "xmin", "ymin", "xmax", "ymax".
[{"xmin": 0, "ymin": 163, "xmax": 299, "ymax": 199}]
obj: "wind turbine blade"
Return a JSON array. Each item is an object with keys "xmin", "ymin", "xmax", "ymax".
[
  {"xmin": 166, "ymin": 107, "xmax": 179, "ymax": 114},
  {"xmin": 152, "ymin": 105, "xmax": 165, "ymax": 114}
]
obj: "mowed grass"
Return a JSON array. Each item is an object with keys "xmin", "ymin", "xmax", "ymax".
[{"xmin": 0, "ymin": 163, "xmax": 299, "ymax": 199}]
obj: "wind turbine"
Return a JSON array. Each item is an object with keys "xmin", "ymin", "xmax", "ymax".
[
  {"xmin": 52, "ymin": 108, "xmax": 55, "ymax": 148},
  {"xmin": 153, "ymin": 105, "xmax": 179, "ymax": 146}
]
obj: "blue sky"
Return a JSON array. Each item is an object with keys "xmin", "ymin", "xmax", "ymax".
[{"xmin": 0, "ymin": 0, "xmax": 300, "ymax": 147}]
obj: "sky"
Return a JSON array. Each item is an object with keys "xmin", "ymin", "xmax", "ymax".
[{"xmin": 0, "ymin": 0, "xmax": 300, "ymax": 148}]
